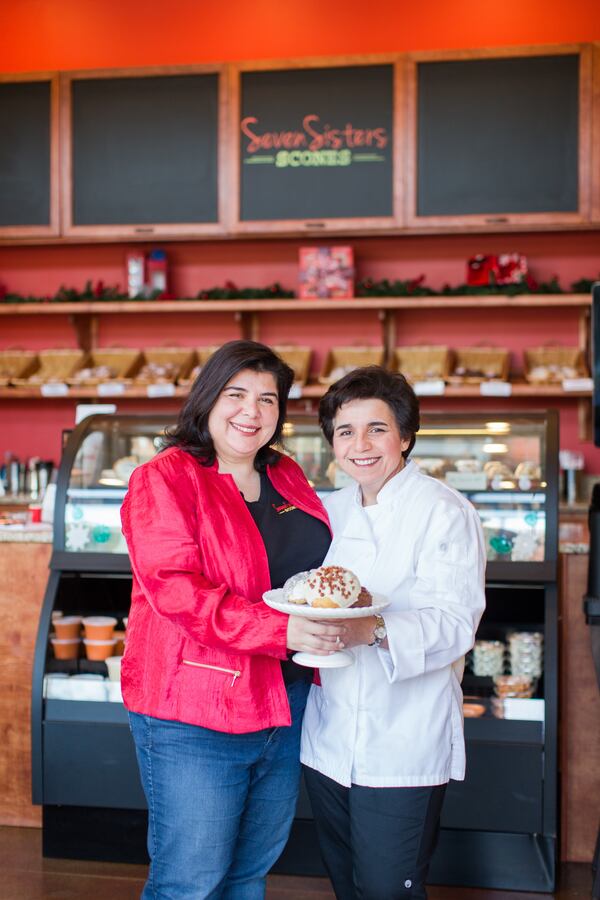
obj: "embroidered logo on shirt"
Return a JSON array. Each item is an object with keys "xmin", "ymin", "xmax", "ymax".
[{"xmin": 272, "ymin": 502, "xmax": 297, "ymax": 515}]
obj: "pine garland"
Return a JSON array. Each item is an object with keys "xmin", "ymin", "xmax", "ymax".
[{"xmin": 0, "ymin": 275, "xmax": 596, "ymax": 304}]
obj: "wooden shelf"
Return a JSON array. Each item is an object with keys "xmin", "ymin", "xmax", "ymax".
[
  {"xmin": 0, "ymin": 294, "xmax": 591, "ymax": 315},
  {"xmin": 0, "ymin": 381, "xmax": 592, "ymax": 401}
]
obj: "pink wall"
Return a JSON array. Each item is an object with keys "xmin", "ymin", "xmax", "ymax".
[{"xmin": 1, "ymin": 229, "xmax": 599, "ymax": 470}]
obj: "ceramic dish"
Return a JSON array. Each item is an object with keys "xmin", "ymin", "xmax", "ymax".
[
  {"xmin": 263, "ymin": 589, "xmax": 390, "ymax": 668},
  {"xmin": 263, "ymin": 589, "xmax": 389, "ymax": 619}
]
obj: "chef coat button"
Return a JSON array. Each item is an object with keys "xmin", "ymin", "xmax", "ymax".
[
  {"xmin": 404, "ymin": 880, "xmax": 412, "ymax": 888},
  {"xmin": 439, "ymin": 542, "xmax": 448, "ymax": 553}
]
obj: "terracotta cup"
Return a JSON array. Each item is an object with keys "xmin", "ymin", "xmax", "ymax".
[
  {"xmin": 113, "ymin": 630, "xmax": 126, "ymax": 656},
  {"xmin": 82, "ymin": 616, "xmax": 117, "ymax": 641},
  {"xmin": 51, "ymin": 637, "xmax": 81, "ymax": 660},
  {"xmin": 84, "ymin": 638, "xmax": 117, "ymax": 661},
  {"xmin": 53, "ymin": 616, "xmax": 82, "ymax": 640}
]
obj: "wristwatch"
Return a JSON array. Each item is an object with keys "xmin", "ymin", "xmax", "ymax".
[{"xmin": 368, "ymin": 615, "xmax": 387, "ymax": 647}]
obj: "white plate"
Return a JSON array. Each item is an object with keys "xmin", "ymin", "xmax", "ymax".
[{"xmin": 263, "ymin": 589, "xmax": 389, "ymax": 619}]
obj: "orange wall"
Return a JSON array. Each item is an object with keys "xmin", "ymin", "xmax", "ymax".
[{"xmin": 2, "ymin": 0, "xmax": 600, "ymax": 73}]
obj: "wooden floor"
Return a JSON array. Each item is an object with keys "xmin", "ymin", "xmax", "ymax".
[{"xmin": 0, "ymin": 826, "xmax": 594, "ymax": 899}]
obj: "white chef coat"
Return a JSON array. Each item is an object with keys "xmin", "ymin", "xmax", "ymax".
[{"xmin": 300, "ymin": 460, "xmax": 486, "ymax": 788}]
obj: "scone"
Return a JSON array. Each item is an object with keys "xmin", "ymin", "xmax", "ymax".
[{"xmin": 304, "ymin": 566, "xmax": 361, "ymax": 609}]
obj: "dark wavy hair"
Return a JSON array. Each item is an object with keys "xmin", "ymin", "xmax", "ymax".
[
  {"xmin": 319, "ymin": 366, "xmax": 420, "ymax": 458},
  {"xmin": 163, "ymin": 340, "xmax": 294, "ymax": 470}
]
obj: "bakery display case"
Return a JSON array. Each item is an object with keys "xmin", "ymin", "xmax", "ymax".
[{"xmin": 32, "ymin": 413, "xmax": 175, "ymax": 862}]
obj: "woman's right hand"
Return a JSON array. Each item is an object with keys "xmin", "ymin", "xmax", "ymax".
[{"xmin": 286, "ymin": 616, "xmax": 346, "ymax": 655}]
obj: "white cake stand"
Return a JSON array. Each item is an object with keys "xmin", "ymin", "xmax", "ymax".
[{"xmin": 263, "ymin": 589, "xmax": 390, "ymax": 668}]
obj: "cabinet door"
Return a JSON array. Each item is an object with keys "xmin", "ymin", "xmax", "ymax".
[
  {"xmin": 405, "ymin": 45, "xmax": 592, "ymax": 231},
  {"xmin": 0, "ymin": 74, "xmax": 59, "ymax": 238},
  {"xmin": 231, "ymin": 59, "xmax": 399, "ymax": 235},
  {"xmin": 43, "ymin": 721, "xmax": 146, "ymax": 810},
  {"xmin": 441, "ymin": 742, "xmax": 543, "ymax": 833},
  {"xmin": 61, "ymin": 67, "xmax": 227, "ymax": 239}
]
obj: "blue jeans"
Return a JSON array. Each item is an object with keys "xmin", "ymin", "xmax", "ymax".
[{"xmin": 128, "ymin": 679, "xmax": 310, "ymax": 900}]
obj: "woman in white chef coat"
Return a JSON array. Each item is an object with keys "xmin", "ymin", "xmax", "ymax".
[{"xmin": 300, "ymin": 366, "xmax": 486, "ymax": 900}]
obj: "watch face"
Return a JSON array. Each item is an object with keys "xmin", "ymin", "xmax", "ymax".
[{"xmin": 374, "ymin": 624, "xmax": 387, "ymax": 640}]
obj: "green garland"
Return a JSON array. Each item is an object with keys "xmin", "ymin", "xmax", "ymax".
[
  {"xmin": 0, "ymin": 275, "xmax": 596, "ymax": 305},
  {"xmin": 0, "ymin": 279, "xmax": 294, "ymax": 304}
]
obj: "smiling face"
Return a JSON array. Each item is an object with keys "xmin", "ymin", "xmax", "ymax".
[
  {"xmin": 207, "ymin": 368, "xmax": 280, "ymax": 466},
  {"xmin": 332, "ymin": 397, "xmax": 411, "ymax": 505}
]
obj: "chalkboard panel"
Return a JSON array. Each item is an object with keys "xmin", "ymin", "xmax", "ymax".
[
  {"xmin": 0, "ymin": 81, "xmax": 51, "ymax": 227},
  {"xmin": 72, "ymin": 74, "xmax": 219, "ymax": 225},
  {"xmin": 417, "ymin": 55, "xmax": 579, "ymax": 216},
  {"xmin": 240, "ymin": 65, "xmax": 393, "ymax": 221}
]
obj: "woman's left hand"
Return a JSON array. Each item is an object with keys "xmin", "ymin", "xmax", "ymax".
[{"xmin": 330, "ymin": 616, "xmax": 377, "ymax": 649}]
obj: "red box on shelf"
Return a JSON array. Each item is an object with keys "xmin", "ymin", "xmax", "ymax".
[{"xmin": 299, "ymin": 246, "xmax": 355, "ymax": 299}]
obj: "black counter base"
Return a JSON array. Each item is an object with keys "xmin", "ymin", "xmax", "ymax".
[
  {"xmin": 42, "ymin": 805, "xmax": 149, "ymax": 865},
  {"xmin": 42, "ymin": 807, "xmax": 555, "ymax": 893}
]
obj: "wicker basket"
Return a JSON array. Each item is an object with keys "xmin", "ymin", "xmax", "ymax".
[
  {"xmin": 272, "ymin": 345, "xmax": 312, "ymax": 386},
  {"xmin": 133, "ymin": 348, "xmax": 196, "ymax": 385},
  {"xmin": 0, "ymin": 350, "xmax": 38, "ymax": 386},
  {"xmin": 177, "ymin": 346, "xmax": 220, "ymax": 387},
  {"xmin": 392, "ymin": 346, "xmax": 451, "ymax": 383},
  {"xmin": 12, "ymin": 349, "xmax": 86, "ymax": 386},
  {"xmin": 524, "ymin": 346, "xmax": 589, "ymax": 383},
  {"xmin": 448, "ymin": 347, "xmax": 510, "ymax": 384},
  {"xmin": 67, "ymin": 349, "xmax": 143, "ymax": 386},
  {"xmin": 319, "ymin": 346, "xmax": 384, "ymax": 384}
]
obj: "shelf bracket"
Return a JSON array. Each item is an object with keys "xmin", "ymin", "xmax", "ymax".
[
  {"xmin": 236, "ymin": 311, "xmax": 260, "ymax": 343},
  {"xmin": 380, "ymin": 309, "xmax": 397, "ymax": 369},
  {"xmin": 578, "ymin": 398, "xmax": 592, "ymax": 443},
  {"xmin": 69, "ymin": 313, "xmax": 98, "ymax": 353}
]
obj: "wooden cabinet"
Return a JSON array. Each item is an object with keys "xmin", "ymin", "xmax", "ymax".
[
  {"xmin": 404, "ymin": 45, "xmax": 593, "ymax": 231},
  {"xmin": 60, "ymin": 66, "xmax": 228, "ymax": 239},
  {"xmin": 1, "ymin": 43, "xmax": 600, "ymax": 243},
  {"xmin": 0, "ymin": 73, "xmax": 59, "ymax": 239}
]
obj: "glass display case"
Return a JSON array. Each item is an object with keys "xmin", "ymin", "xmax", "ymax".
[
  {"xmin": 284, "ymin": 411, "xmax": 558, "ymax": 579},
  {"xmin": 55, "ymin": 414, "xmax": 173, "ymax": 563},
  {"xmin": 414, "ymin": 415, "xmax": 550, "ymax": 564}
]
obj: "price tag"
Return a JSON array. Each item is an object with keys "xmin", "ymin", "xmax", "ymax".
[
  {"xmin": 98, "ymin": 382, "xmax": 125, "ymax": 397},
  {"xmin": 41, "ymin": 382, "xmax": 69, "ymax": 397},
  {"xmin": 562, "ymin": 377, "xmax": 593, "ymax": 392},
  {"xmin": 413, "ymin": 380, "xmax": 445, "ymax": 396},
  {"xmin": 479, "ymin": 381, "xmax": 512, "ymax": 397},
  {"xmin": 146, "ymin": 383, "xmax": 176, "ymax": 398},
  {"xmin": 445, "ymin": 471, "xmax": 487, "ymax": 491},
  {"xmin": 288, "ymin": 383, "xmax": 303, "ymax": 400}
]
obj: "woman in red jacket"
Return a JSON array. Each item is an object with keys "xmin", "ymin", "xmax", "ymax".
[{"xmin": 121, "ymin": 340, "xmax": 344, "ymax": 900}]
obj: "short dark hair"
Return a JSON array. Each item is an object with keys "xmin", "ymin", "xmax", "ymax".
[
  {"xmin": 319, "ymin": 366, "xmax": 420, "ymax": 458},
  {"xmin": 163, "ymin": 340, "xmax": 294, "ymax": 470}
]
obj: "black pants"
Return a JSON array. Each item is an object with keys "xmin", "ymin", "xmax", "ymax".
[{"xmin": 303, "ymin": 766, "xmax": 446, "ymax": 900}]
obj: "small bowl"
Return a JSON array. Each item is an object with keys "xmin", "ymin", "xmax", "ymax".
[
  {"xmin": 51, "ymin": 637, "xmax": 81, "ymax": 660},
  {"xmin": 53, "ymin": 616, "xmax": 82, "ymax": 640},
  {"xmin": 82, "ymin": 616, "xmax": 117, "ymax": 640},
  {"xmin": 83, "ymin": 638, "xmax": 117, "ymax": 661}
]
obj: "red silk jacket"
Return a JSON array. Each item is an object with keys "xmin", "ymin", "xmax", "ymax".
[{"xmin": 120, "ymin": 446, "xmax": 330, "ymax": 732}]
